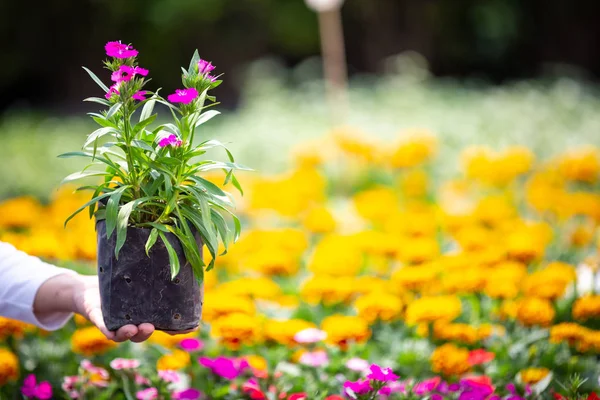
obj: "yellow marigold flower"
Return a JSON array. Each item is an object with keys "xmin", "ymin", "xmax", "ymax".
[
  {"xmin": 442, "ymin": 268, "xmax": 487, "ymax": 294},
  {"xmin": 0, "ymin": 317, "xmax": 33, "ymax": 340},
  {"xmin": 550, "ymin": 323, "xmax": 588, "ymax": 346},
  {"xmin": 71, "ymin": 326, "xmax": 117, "ymax": 356},
  {"xmin": 489, "ymin": 261, "xmax": 528, "ymax": 281},
  {"xmin": 243, "ymin": 248, "xmax": 299, "ymax": 276},
  {"xmin": 354, "ymin": 231, "xmax": 400, "ymax": 258},
  {"xmin": 0, "ymin": 196, "xmax": 43, "ymax": 229},
  {"xmin": 498, "ymin": 300, "xmax": 519, "ymax": 320},
  {"xmin": 557, "ymin": 146, "xmax": 600, "ymax": 183},
  {"xmin": 398, "ymin": 169, "xmax": 429, "ymax": 197},
  {"xmin": 383, "ymin": 209, "xmax": 438, "ymax": 238},
  {"xmin": 308, "ymin": 235, "xmax": 363, "ymax": 276},
  {"xmin": 433, "ymin": 322, "xmax": 478, "ymax": 344},
  {"xmin": 478, "ymin": 324, "xmax": 505, "ymax": 339},
  {"xmin": 300, "ymin": 275, "xmax": 355, "ymax": 305},
  {"xmin": 389, "ymin": 129, "xmax": 438, "ymax": 168},
  {"xmin": 405, "ymin": 295, "xmax": 462, "ymax": 325},
  {"xmin": 519, "ymin": 367, "xmax": 550, "ymax": 385},
  {"xmin": 198, "ymin": 292, "xmax": 255, "ymax": 323},
  {"xmin": 74, "ymin": 314, "xmax": 90, "ymax": 327},
  {"xmin": 157, "ymin": 349, "xmax": 191, "ymax": 370},
  {"xmin": 453, "ymin": 225, "xmax": 497, "ymax": 251},
  {"xmin": 353, "ymin": 187, "xmax": 398, "ymax": 223},
  {"xmin": 321, "ymin": 315, "xmax": 371, "ymax": 349},
  {"xmin": 391, "ymin": 265, "xmax": 439, "ymax": 292},
  {"xmin": 569, "ymin": 222, "xmax": 595, "ymax": 247},
  {"xmin": 148, "ymin": 331, "xmax": 199, "ymax": 349},
  {"xmin": 0, "ymin": 348, "xmax": 19, "ymax": 385},
  {"xmin": 506, "ymin": 228, "xmax": 546, "ymax": 264},
  {"xmin": 244, "ymin": 355, "xmax": 268, "ymax": 372},
  {"xmin": 354, "ymin": 293, "xmax": 403, "ymax": 323},
  {"xmin": 430, "ymin": 343, "xmax": 471, "ymax": 376},
  {"xmin": 263, "ymin": 319, "xmax": 316, "ymax": 347},
  {"xmin": 218, "ymin": 277, "xmax": 282, "ymax": 300},
  {"xmin": 302, "ymin": 206, "xmax": 336, "ymax": 234},
  {"xmin": 484, "ymin": 280, "xmax": 519, "ymax": 299},
  {"xmin": 573, "ymin": 295, "xmax": 600, "ymax": 321},
  {"xmin": 210, "ymin": 313, "xmax": 262, "ymax": 350},
  {"xmin": 516, "ymin": 298, "xmax": 555, "ymax": 327},
  {"xmin": 332, "ymin": 126, "xmax": 381, "ymax": 162},
  {"xmin": 473, "ymin": 195, "xmax": 516, "ymax": 227},
  {"xmin": 577, "ymin": 330, "xmax": 600, "ymax": 353},
  {"xmin": 354, "ymin": 276, "xmax": 393, "ymax": 296},
  {"xmin": 522, "ymin": 269, "xmax": 572, "ymax": 300},
  {"xmin": 398, "ymin": 236, "xmax": 440, "ymax": 265}
]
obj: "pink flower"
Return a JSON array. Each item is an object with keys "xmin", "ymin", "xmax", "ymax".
[
  {"xmin": 242, "ymin": 378, "xmax": 266, "ymax": 400},
  {"xmin": 21, "ymin": 375, "xmax": 53, "ymax": 400},
  {"xmin": 414, "ymin": 377, "xmax": 441, "ymax": 395},
  {"xmin": 343, "ymin": 379, "xmax": 372, "ymax": 396},
  {"xmin": 111, "ymin": 65, "xmax": 149, "ymax": 83},
  {"xmin": 80, "ymin": 360, "xmax": 109, "ymax": 380},
  {"xmin": 180, "ymin": 338, "xmax": 204, "ymax": 352},
  {"xmin": 61, "ymin": 376, "xmax": 79, "ymax": 394},
  {"xmin": 207, "ymin": 75, "xmax": 218, "ymax": 83},
  {"xmin": 431, "ymin": 395, "xmax": 443, "ymax": 400},
  {"xmin": 158, "ymin": 134, "xmax": 183, "ymax": 148},
  {"xmin": 132, "ymin": 91, "xmax": 147, "ymax": 101},
  {"xmin": 468, "ymin": 349, "xmax": 495, "ymax": 366},
  {"xmin": 105, "ymin": 83, "xmax": 120, "ymax": 100},
  {"xmin": 158, "ymin": 370, "xmax": 181, "ymax": 383},
  {"xmin": 294, "ymin": 328, "xmax": 327, "ymax": 344},
  {"xmin": 199, "ymin": 356, "xmax": 248, "ymax": 380},
  {"xmin": 345, "ymin": 357, "xmax": 370, "ymax": 372},
  {"xmin": 197, "ymin": 59, "xmax": 215, "ymax": 75},
  {"xmin": 134, "ymin": 373, "xmax": 151, "ymax": 386},
  {"xmin": 173, "ymin": 388, "xmax": 202, "ymax": 400},
  {"xmin": 299, "ymin": 350, "xmax": 329, "ymax": 367},
  {"xmin": 105, "ymin": 41, "xmax": 139, "ymax": 59},
  {"xmin": 136, "ymin": 387, "xmax": 158, "ymax": 400},
  {"xmin": 167, "ymin": 88, "xmax": 198, "ymax": 104},
  {"xmin": 110, "ymin": 358, "xmax": 141, "ymax": 370},
  {"xmin": 366, "ymin": 364, "xmax": 399, "ymax": 382}
]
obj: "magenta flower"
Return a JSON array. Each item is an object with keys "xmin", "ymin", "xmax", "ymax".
[
  {"xmin": 294, "ymin": 328, "xmax": 327, "ymax": 344},
  {"xmin": 167, "ymin": 88, "xmax": 198, "ymax": 104},
  {"xmin": 199, "ymin": 356, "xmax": 249, "ymax": 380},
  {"xmin": 111, "ymin": 65, "xmax": 149, "ymax": 83},
  {"xmin": 414, "ymin": 377, "xmax": 442, "ymax": 395},
  {"xmin": 21, "ymin": 374, "xmax": 52, "ymax": 400},
  {"xmin": 366, "ymin": 364, "xmax": 399, "ymax": 382},
  {"xmin": 180, "ymin": 338, "xmax": 204, "ymax": 352},
  {"xmin": 136, "ymin": 387, "xmax": 158, "ymax": 400},
  {"xmin": 105, "ymin": 83, "xmax": 120, "ymax": 100},
  {"xmin": 197, "ymin": 59, "xmax": 215, "ymax": 75},
  {"xmin": 345, "ymin": 357, "xmax": 370, "ymax": 372},
  {"xmin": 110, "ymin": 358, "xmax": 140, "ymax": 370},
  {"xmin": 105, "ymin": 41, "xmax": 139, "ymax": 59},
  {"xmin": 299, "ymin": 350, "xmax": 329, "ymax": 367},
  {"xmin": 158, "ymin": 134, "xmax": 183, "ymax": 148},
  {"xmin": 158, "ymin": 370, "xmax": 181, "ymax": 383},
  {"xmin": 431, "ymin": 395, "xmax": 443, "ymax": 400},
  {"xmin": 343, "ymin": 379, "xmax": 372, "ymax": 396},
  {"xmin": 207, "ymin": 75, "xmax": 218, "ymax": 83},
  {"xmin": 134, "ymin": 373, "xmax": 151, "ymax": 386},
  {"xmin": 132, "ymin": 91, "xmax": 147, "ymax": 101},
  {"xmin": 172, "ymin": 388, "xmax": 202, "ymax": 400}
]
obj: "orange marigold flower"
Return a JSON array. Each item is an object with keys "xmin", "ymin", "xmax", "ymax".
[
  {"xmin": 263, "ymin": 319, "xmax": 316, "ymax": 347},
  {"xmin": 430, "ymin": 343, "xmax": 471, "ymax": 376},
  {"xmin": 550, "ymin": 323, "xmax": 588, "ymax": 346},
  {"xmin": 354, "ymin": 293, "xmax": 403, "ymax": 324},
  {"xmin": 516, "ymin": 298, "xmax": 555, "ymax": 327},
  {"xmin": 573, "ymin": 295, "xmax": 600, "ymax": 321},
  {"xmin": 321, "ymin": 315, "xmax": 370, "ymax": 349},
  {"xmin": 518, "ymin": 367, "xmax": 550, "ymax": 385},
  {"xmin": 405, "ymin": 295, "xmax": 462, "ymax": 325},
  {"xmin": 0, "ymin": 348, "xmax": 19, "ymax": 385},
  {"xmin": 71, "ymin": 327, "xmax": 116, "ymax": 356},
  {"xmin": 0, "ymin": 317, "xmax": 33, "ymax": 340},
  {"xmin": 157, "ymin": 349, "xmax": 191, "ymax": 370}
]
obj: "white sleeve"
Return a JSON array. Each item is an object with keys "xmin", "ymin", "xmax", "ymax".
[{"xmin": 0, "ymin": 241, "xmax": 76, "ymax": 330}]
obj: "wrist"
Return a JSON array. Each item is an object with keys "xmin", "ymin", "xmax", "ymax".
[{"xmin": 33, "ymin": 272, "xmax": 84, "ymax": 317}]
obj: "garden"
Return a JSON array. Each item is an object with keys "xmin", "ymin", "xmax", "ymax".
[{"xmin": 1, "ymin": 37, "xmax": 600, "ymax": 400}]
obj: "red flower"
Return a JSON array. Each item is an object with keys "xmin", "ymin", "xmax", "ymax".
[
  {"xmin": 242, "ymin": 379, "xmax": 266, "ymax": 400},
  {"xmin": 289, "ymin": 393, "xmax": 308, "ymax": 400},
  {"xmin": 588, "ymin": 393, "xmax": 600, "ymax": 400},
  {"xmin": 468, "ymin": 349, "xmax": 495, "ymax": 366}
]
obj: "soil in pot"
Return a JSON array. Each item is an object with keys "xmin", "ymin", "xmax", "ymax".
[{"xmin": 96, "ymin": 220, "xmax": 203, "ymax": 332}]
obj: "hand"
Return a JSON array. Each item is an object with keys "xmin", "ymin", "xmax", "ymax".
[
  {"xmin": 34, "ymin": 273, "xmax": 157, "ymax": 343},
  {"xmin": 72, "ymin": 275, "xmax": 155, "ymax": 343}
]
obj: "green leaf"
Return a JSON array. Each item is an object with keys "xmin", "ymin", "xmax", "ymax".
[
  {"xmin": 141, "ymin": 174, "xmax": 164, "ymax": 197},
  {"xmin": 61, "ymin": 170, "xmax": 111, "ymax": 184},
  {"xmin": 105, "ymin": 185, "xmax": 132, "ymax": 239},
  {"xmin": 231, "ymin": 172, "xmax": 244, "ymax": 196},
  {"xmin": 84, "ymin": 97, "xmax": 111, "ymax": 106},
  {"xmin": 193, "ymin": 110, "xmax": 220, "ymax": 127},
  {"xmin": 106, "ymin": 102, "xmax": 122, "ymax": 119},
  {"xmin": 64, "ymin": 191, "xmax": 113, "ymax": 227},
  {"xmin": 158, "ymin": 231, "xmax": 181, "ymax": 279},
  {"xmin": 198, "ymin": 191, "xmax": 215, "ymax": 240},
  {"xmin": 82, "ymin": 66, "xmax": 109, "ymax": 92},
  {"xmin": 139, "ymin": 98, "xmax": 156, "ymax": 122},
  {"xmin": 188, "ymin": 49, "xmax": 200, "ymax": 75},
  {"xmin": 83, "ymin": 127, "xmax": 119, "ymax": 149},
  {"xmin": 134, "ymin": 113, "xmax": 157, "ymax": 134},
  {"xmin": 115, "ymin": 197, "xmax": 153, "ymax": 258},
  {"xmin": 196, "ymin": 161, "xmax": 253, "ymax": 172},
  {"xmin": 145, "ymin": 228, "xmax": 159, "ymax": 256},
  {"xmin": 131, "ymin": 140, "xmax": 155, "ymax": 152},
  {"xmin": 188, "ymin": 176, "xmax": 234, "ymax": 207},
  {"xmin": 210, "ymin": 209, "xmax": 230, "ymax": 252}
]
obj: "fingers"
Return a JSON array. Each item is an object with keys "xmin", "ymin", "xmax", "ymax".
[
  {"xmin": 164, "ymin": 326, "xmax": 199, "ymax": 335},
  {"xmin": 114, "ymin": 325, "xmax": 139, "ymax": 342},
  {"xmin": 88, "ymin": 308, "xmax": 116, "ymax": 341},
  {"xmin": 131, "ymin": 323, "xmax": 155, "ymax": 343}
]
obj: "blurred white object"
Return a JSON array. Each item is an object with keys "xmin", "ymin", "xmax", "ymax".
[
  {"xmin": 304, "ymin": 0, "xmax": 345, "ymax": 12},
  {"xmin": 576, "ymin": 262, "xmax": 600, "ymax": 294}
]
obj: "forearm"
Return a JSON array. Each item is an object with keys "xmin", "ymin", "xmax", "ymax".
[{"xmin": 33, "ymin": 273, "xmax": 84, "ymax": 319}]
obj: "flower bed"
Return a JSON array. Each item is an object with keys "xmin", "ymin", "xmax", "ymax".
[{"xmin": 1, "ymin": 128, "xmax": 600, "ymax": 399}]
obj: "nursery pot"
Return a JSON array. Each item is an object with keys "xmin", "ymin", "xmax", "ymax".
[{"xmin": 96, "ymin": 220, "xmax": 203, "ymax": 332}]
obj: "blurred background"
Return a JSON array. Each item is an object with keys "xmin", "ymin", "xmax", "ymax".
[{"xmin": 1, "ymin": 0, "xmax": 600, "ymax": 199}]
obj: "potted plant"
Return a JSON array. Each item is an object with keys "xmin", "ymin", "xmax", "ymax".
[{"xmin": 60, "ymin": 41, "xmax": 247, "ymax": 331}]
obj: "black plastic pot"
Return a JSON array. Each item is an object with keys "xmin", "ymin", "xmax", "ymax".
[{"xmin": 96, "ymin": 220, "xmax": 203, "ymax": 332}]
